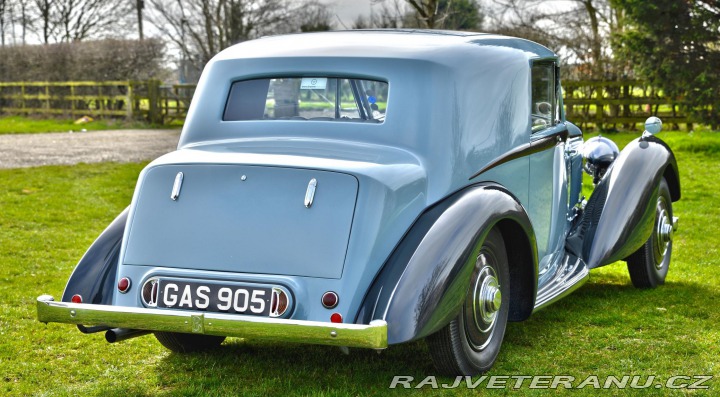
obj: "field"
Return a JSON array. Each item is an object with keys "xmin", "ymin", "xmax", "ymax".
[
  {"xmin": 0, "ymin": 116, "xmax": 156, "ymax": 134},
  {"xmin": 1, "ymin": 131, "xmax": 718, "ymax": 396}
]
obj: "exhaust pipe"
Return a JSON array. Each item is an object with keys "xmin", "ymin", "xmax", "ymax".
[{"xmin": 105, "ymin": 328, "xmax": 151, "ymax": 343}]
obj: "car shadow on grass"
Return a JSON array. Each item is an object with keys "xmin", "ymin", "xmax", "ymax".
[
  {"xmin": 152, "ymin": 276, "xmax": 712, "ymax": 395},
  {"xmin": 155, "ymin": 338, "xmax": 434, "ymax": 395}
]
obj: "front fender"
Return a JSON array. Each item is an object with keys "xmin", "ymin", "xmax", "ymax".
[
  {"xmin": 567, "ymin": 136, "xmax": 680, "ymax": 269},
  {"xmin": 61, "ymin": 208, "xmax": 128, "ymax": 304},
  {"xmin": 355, "ymin": 183, "xmax": 537, "ymax": 344}
]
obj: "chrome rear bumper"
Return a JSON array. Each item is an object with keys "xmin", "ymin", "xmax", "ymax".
[{"xmin": 36, "ymin": 295, "xmax": 388, "ymax": 349}]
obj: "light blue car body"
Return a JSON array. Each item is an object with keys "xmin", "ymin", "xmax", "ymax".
[
  {"xmin": 42, "ymin": 30, "xmax": 680, "ymax": 349},
  {"xmin": 115, "ymin": 31, "xmax": 561, "ymax": 325}
]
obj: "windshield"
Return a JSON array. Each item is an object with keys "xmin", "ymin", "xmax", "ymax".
[{"xmin": 223, "ymin": 77, "xmax": 388, "ymax": 123}]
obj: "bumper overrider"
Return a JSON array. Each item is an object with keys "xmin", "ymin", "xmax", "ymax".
[{"xmin": 36, "ymin": 295, "xmax": 388, "ymax": 349}]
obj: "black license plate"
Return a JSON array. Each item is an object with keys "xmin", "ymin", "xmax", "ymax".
[{"xmin": 157, "ymin": 280, "xmax": 271, "ymax": 316}]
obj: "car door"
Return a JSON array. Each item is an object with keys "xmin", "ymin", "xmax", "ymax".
[{"xmin": 526, "ymin": 60, "xmax": 576, "ymax": 288}]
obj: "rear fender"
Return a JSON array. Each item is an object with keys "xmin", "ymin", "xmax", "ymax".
[
  {"xmin": 61, "ymin": 208, "xmax": 128, "ymax": 304},
  {"xmin": 355, "ymin": 183, "xmax": 537, "ymax": 344},
  {"xmin": 566, "ymin": 136, "xmax": 680, "ymax": 268}
]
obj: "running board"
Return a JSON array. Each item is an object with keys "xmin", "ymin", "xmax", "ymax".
[{"xmin": 533, "ymin": 254, "xmax": 589, "ymax": 312}]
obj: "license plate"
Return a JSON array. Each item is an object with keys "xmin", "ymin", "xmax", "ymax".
[{"xmin": 157, "ymin": 280, "xmax": 271, "ymax": 316}]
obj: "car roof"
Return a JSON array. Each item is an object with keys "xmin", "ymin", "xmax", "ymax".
[{"xmin": 214, "ymin": 29, "xmax": 557, "ymax": 62}]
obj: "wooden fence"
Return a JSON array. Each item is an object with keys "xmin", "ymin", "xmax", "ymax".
[
  {"xmin": 0, "ymin": 81, "xmax": 194, "ymax": 124},
  {"xmin": 0, "ymin": 79, "xmax": 701, "ymax": 129},
  {"xmin": 563, "ymin": 80, "xmax": 694, "ymax": 130}
]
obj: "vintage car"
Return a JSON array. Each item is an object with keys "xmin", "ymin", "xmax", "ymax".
[{"xmin": 37, "ymin": 30, "xmax": 680, "ymax": 376}]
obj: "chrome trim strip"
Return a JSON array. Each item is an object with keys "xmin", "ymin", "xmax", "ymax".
[
  {"xmin": 469, "ymin": 127, "xmax": 569, "ymax": 180},
  {"xmin": 170, "ymin": 172, "xmax": 184, "ymax": 201},
  {"xmin": 36, "ymin": 295, "xmax": 388, "ymax": 349},
  {"xmin": 304, "ymin": 178, "xmax": 317, "ymax": 208}
]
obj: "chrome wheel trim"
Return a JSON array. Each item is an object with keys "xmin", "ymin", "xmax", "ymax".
[
  {"xmin": 464, "ymin": 250, "xmax": 502, "ymax": 351},
  {"xmin": 654, "ymin": 195, "xmax": 673, "ymax": 270}
]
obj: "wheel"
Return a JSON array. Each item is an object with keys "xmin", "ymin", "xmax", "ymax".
[
  {"xmin": 626, "ymin": 177, "xmax": 674, "ymax": 288},
  {"xmin": 426, "ymin": 228, "xmax": 510, "ymax": 376},
  {"xmin": 154, "ymin": 332, "xmax": 226, "ymax": 353}
]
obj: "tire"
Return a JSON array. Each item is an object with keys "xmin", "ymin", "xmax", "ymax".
[
  {"xmin": 626, "ymin": 177, "xmax": 673, "ymax": 288},
  {"xmin": 154, "ymin": 332, "xmax": 226, "ymax": 353},
  {"xmin": 426, "ymin": 228, "xmax": 510, "ymax": 376}
]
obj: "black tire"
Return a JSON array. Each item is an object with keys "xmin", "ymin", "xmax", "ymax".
[
  {"xmin": 154, "ymin": 332, "xmax": 226, "ymax": 353},
  {"xmin": 626, "ymin": 177, "xmax": 673, "ymax": 288},
  {"xmin": 426, "ymin": 228, "xmax": 510, "ymax": 376}
]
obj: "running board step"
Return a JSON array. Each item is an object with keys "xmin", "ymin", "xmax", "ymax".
[{"xmin": 533, "ymin": 254, "xmax": 589, "ymax": 311}]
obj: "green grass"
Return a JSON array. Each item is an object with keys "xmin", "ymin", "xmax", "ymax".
[
  {"xmin": 0, "ymin": 115, "xmax": 158, "ymax": 134},
  {"xmin": 1, "ymin": 131, "xmax": 718, "ymax": 396}
]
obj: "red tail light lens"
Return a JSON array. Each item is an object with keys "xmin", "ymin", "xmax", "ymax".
[
  {"xmin": 321, "ymin": 291, "xmax": 339, "ymax": 309},
  {"xmin": 117, "ymin": 277, "xmax": 131, "ymax": 293},
  {"xmin": 330, "ymin": 313, "xmax": 343, "ymax": 323},
  {"xmin": 71, "ymin": 294, "xmax": 83, "ymax": 304}
]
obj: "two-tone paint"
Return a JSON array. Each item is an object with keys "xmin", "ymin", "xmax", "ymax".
[{"xmin": 41, "ymin": 30, "xmax": 680, "ymax": 348}]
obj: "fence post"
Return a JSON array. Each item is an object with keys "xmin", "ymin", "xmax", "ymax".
[
  {"xmin": 126, "ymin": 82, "xmax": 134, "ymax": 120},
  {"xmin": 45, "ymin": 84, "xmax": 50, "ymax": 112},
  {"xmin": 20, "ymin": 83, "xmax": 26, "ymax": 113},
  {"xmin": 147, "ymin": 79, "xmax": 162, "ymax": 124},
  {"xmin": 70, "ymin": 84, "xmax": 76, "ymax": 115}
]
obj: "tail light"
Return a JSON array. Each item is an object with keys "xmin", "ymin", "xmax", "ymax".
[
  {"xmin": 321, "ymin": 291, "xmax": 339, "ymax": 309},
  {"xmin": 270, "ymin": 287, "xmax": 289, "ymax": 317},
  {"xmin": 141, "ymin": 278, "xmax": 159, "ymax": 307},
  {"xmin": 330, "ymin": 313, "xmax": 343, "ymax": 323},
  {"xmin": 117, "ymin": 277, "xmax": 132, "ymax": 293}
]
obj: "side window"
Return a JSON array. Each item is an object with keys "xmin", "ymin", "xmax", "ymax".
[{"xmin": 531, "ymin": 62, "xmax": 556, "ymax": 132}]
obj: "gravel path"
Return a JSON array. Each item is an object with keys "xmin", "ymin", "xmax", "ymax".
[{"xmin": 0, "ymin": 129, "xmax": 181, "ymax": 169}]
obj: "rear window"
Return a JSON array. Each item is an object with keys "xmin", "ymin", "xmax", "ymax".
[{"xmin": 223, "ymin": 77, "xmax": 388, "ymax": 123}]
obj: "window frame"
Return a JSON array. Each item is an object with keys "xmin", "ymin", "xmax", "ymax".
[
  {"xmin": 222, "ymin": 76, "xmax": 389, "ymax": 123},
  {"xmin": 530, "ymin": 60, "xmax": 559, "ymax": 134}
]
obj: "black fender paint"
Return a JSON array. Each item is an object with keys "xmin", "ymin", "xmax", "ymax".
[
  {"xmin": 355, "ymin": 183, "xmax": 537, "ymax": 345},
  {"xmin": 566, "ymin": 135, "xmax": 680, "ymax": 269},
  {"xmin": 61, "ymin": 208, "xmax": 129, "ymax": 304}
]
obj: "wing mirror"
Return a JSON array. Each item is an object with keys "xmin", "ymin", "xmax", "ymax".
[
  {"xmin": 642, "ymin": 116, "xmax": 663, "ymax": 138},
  {"xmin": 582, "ymin": 136, "xmax": 620, "ymax": 185}
]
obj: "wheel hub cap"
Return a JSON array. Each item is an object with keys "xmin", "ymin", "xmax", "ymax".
[
  {"xmin": 657, "ymin": 212, "xmax": 673, "ymax": 246},
  {"xmin": 481, "ymin": 282, "xmax": 502, "ymax": 316},
  {"xmin": 654, "ymin": 197, "xmax": 672, "ymax": 270},
  {"xmin": 465, "ymin": 251, "xmax": 503, "ymax": 351}
]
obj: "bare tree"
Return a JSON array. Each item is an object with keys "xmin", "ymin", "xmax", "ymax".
[
  {"xmin": 405, "ymin": 0, "xmax": 442, "ymax": 28},
  {"xmin": 367, "ymin": 0, "xmax": 482, "ymax": 30},
  {"xmin": 147, "ymin": 0, "xmax": 295, "ymax": 69},
  {"xmin": 33, "ymin": 0, "xmax": 54, "ymax": 43},
  {"xmin": 486, "ymin": 0, "xmax": 621, "ymax": 79},
  {"xmin": 1, "ymin": 0, "xmax": 8, "ymax": 46},
  {"xmin": 55, "ymin": 0, "xmax": 132, "ymax": 42},
  {"xmin": 294, "ymin": 0, "xmax": 333, "ymax": 32},
  {"xmin": 136, "ymin": 0, "xmax": 144, "ymax": 40},
  {"xmin": 14, "ymin": 0, "xmax": 32, "ymax": 44}
]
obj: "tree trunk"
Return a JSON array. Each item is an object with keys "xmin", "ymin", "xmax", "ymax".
[{"xmin": 583, "ymin": 0, "xmax": 604, "ymax": 78}]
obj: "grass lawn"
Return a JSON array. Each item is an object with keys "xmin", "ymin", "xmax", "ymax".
[
  {"xmin": 1, "ymin": 131, "xmax": 718, "ymax": 396},
  {"xmin": 0, "ymin": 116, "xmax": 157, "ymax": 134}
]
